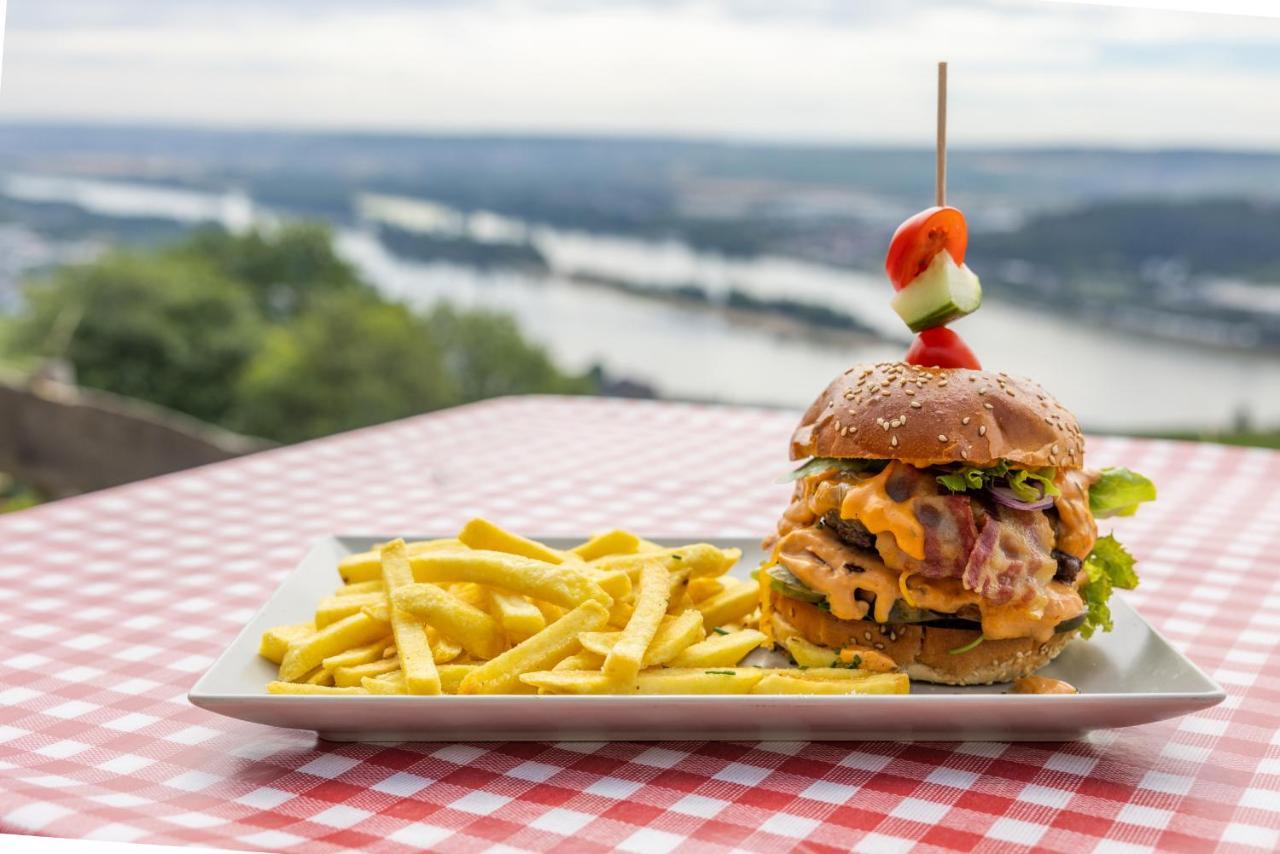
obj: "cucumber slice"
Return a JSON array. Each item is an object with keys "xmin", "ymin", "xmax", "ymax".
[
  {"xmin": 890, "ymin": 251, "xmax": 982, "ymax": 332},
  {"xmin": 766, "ymin": 564, "xmax": 825, "ymax": 604}
]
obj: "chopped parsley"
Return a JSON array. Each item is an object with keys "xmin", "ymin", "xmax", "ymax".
[
  {"xmin": 712, "ymin": 627, "xmax": 729, "ymax": 635},
  {"xmin": 845, "ymin": 654, "xmax": 863, "ymax": 669},
  {"xmin": 704, "ymin": 670, "xmax": 736, "ymax": 676}
]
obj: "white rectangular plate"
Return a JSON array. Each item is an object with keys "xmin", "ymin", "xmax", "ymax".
[{"xmin": 190, "ymin": 536, "xmax": 1224, "ymax": 742}]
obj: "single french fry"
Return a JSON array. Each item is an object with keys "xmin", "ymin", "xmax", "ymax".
[
  {"xmin": 591, "ymin": 568, "xmax": 632, "ymax": 601},
  {"xmin": 426, "ymin": 627, "xmax": 462, "ymax": 663},
  {"xmin": 333, "ymin": 658, "xmax": 400, "ymax": 687},
  {"xmin": 570, "ymin": 529, "xmax": 641, "ymax": 561},
  {"xmin": 457, "ymin": 600, "xmax": 609, "ymax": 695},
  {"xmin": 437, "ymin": 663, "xmax": 477, "ymax": 694},
  {"xmin": 314, "ymin": 592, "xmax": 384, "ymax": 627},
  {"xmin": 670, "ymin": 629, "xmax": 766, "ymax": 668},
  {"xmin": 362, "ymin": 673, "xmax": 405, "ymax": 694},
  {"xmin": 534, "ymin": 600, "xmax": 566, "ymax": 623},
  {"xmin": 382, "ymin": 539, "xmax": 441, "ymax": 695},
  {"xmin": 687, "ymin": 577, "xmax": 726, "ymax": 604},
  {"xmin": 522, "ymin": 667, "xmax": 765, "ymax": 695},
  {"xmin": 458, "ymin": 518, "xmax": 566, "ymax": 564},
  {"xmin": 603, "ymin": 560, "xmax": 669, "ymax": 683},
  {"xmin": 411, "ymin": 551, "xmax": 611, "ymax": 609},
  {"xmin": 607, "ymin": 600, "xmax": 635, "ymax": 629},
  {"xmin": 580, "ymin": 609, "xmax": 704, "ymax": 665},
  {"xmin": 553, "ymin": 650, "xmax": 604, "ymax": 671},
  {"xmin": 636, "ymin": 538, "xmax": 665, "ymax": 552},
  {"xmin": 751, "ymin": 672, "xmax": 908, "ymax": 695},
  {"xmin": 697, "ymin": 580, "xmax": 758, "ymax": 630},
  {"xmin": 392, "ymin": 583, "xmax": 506, "ymax": 660},
  {"xmin": 336, "ymin": 580, "xmax": 385, "ymax": 597},
  {"xmin": 259, "ymin": 622, "xmax": 314, "ymax": 664},
  {"xmin": 594, "ymin": 544, "xmax": 738, "ymax": 581},
  {"xmin": 267, "ymin": 681, "xmax": 366, "ymax": 695},
  {"xmin": 645, "ymin": 609, "xmax": 705, "ymax": 665},
  {"xmin": 488, "ymin": 589, "xmax": 546, "ymax": 641},
  {"xmin": 339, "ymin": 538, "xmax": 464, "ymax": 583},
  {"xmin": 782, "ymin": 635, "xmax": 840, "ymax": 668},
  {"xmin": 279, "ymin": 610, "xmax": 389, "ymax": 682},
  {"xmin": 449, "ymin": 582, "xmax": 489, "ymax": 610},
  {"xmin": 303, "ymin": 666, "xmax": 335, "ymax": 686}
]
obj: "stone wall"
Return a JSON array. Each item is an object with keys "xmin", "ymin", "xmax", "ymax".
[{"xmin": 0, "ymin": 379, "xmax": 272, "ymax": 499}]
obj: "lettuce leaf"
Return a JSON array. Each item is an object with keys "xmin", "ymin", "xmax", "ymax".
[
  {"xmin": 1078, "ymin": 534, "xmax": 1139, "ymax": 638},
  {"xmin": 936, "ymin": 460, "xmax": 1059, "ymax": 499},
  {"xmin": 782, "ymin": 457, "xmax": 888, "ymax": 483},
  {"xmin": 1089, "ymin": 467, "xmax": 1157, "ymax": 518}
]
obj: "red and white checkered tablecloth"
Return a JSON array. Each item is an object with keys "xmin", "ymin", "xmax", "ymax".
[{"xmin": 2, "ymin": 396, "xmax": 1278, "ymax": 852}]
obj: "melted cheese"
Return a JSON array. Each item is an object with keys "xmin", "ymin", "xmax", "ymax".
[
  {"xmin": 838, "ymin": 466, "xmax": 926, "ymax": 560},
  {"xmin": 979, "ymin": 582, "xmax": 1083, "ymax": 642},
  {"xmin": 1054, "ymin": 469, "xmax": 1099, "ymax": 560},
  {"xmin": 776, "ymin": 527, "xmax": 900, "ymax": 623}
]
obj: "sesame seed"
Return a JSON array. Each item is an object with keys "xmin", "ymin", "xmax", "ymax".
[
  {"xmin": 978, "ymin": 388, "xmax": 988, "ymax": 395},
  {"xmin": 905, "ymin": 388, "xmax": 915, "ymax": 396},
  {"xmin": 938, "ymin": 434, "xmax": 948, "ymax": 442},
  {"xmin": 962, "ymin": 416, "xmax": 971, "ymax": 425},
  {"xmin": 910, "ymin": 401, "xmax": 921, "ymax": 409},
  {"xmin": 978, "ymin": 426, "xmax": 987, "ymax": 436},
  {"xmin": 899, "ymin": 415, "xmax": 907, "ymax": 425},
  {"xmin": 1052, "ymin": 444, "xmax": 1060, "ymax": 454},
  {"xmin": 1006, "ymin": 389, "xmax": 1015, "ymax": 396},
  {"xmin": 850, "ymin": 426, "xmax": 858, "ymax": 434},
  {"xmin": 890, "ymin": 435, "xmax": 899, "ymax": 447},
  {"xmin": 939, "ymin": 380, "xmax": 948, "ymax": 387},
  {"xmin": 984, "ymin": 403, "xmax": 994, "ymax": 410}
]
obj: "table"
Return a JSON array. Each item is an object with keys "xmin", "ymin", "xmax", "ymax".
[{"xmin": 1, "ymin": 396, "xmax": 1278, "ymax": 852}]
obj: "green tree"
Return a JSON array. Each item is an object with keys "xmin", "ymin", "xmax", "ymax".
[
  {"xmin": 427, "ymin": 304, "xmax": 596, "ymax": 402},
  {"xmin": 229, "ymin": 291, "xmax": 458, "ymax": 443},
  {"xmin": 170, "ymin": 223, "xmax": 366, "ymax": 321},
  {"xmin": 15, "ymin": 251, "xmax": 262, "ymax": 423}
]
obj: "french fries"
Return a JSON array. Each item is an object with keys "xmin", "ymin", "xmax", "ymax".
[
  {"xmin": 457, "ymin": 600, "xmax": 609, "ymax": 695},
  {"xmin": 259, "ymin": 622, "xmax": 313, "ymax": 664},
  {"xmin": 393, "ymin": 583, "xmax": 507, "ymax": 660},
  {"xmin": 381, "ymin": 539, "xmax": 441, "ymax": 695},
  {"xmin": 570, "ymin": 529, "xmax": 641, "ymax": 561},
  {"xmin": 603, "ymin": 560, "xmax": 670, "ymax": 684},
  {"xmin": 669, "ymin": 629, "xmax": 766, "ymax": 668},
  {"xmin": 411, "ymin": 551, "xmax": 611, "ymax": 609},
  {"xmin": 487, "ymin": 589, "xmax": 546, "ymax": 641},
  {"xmin": 258, "ymin": 520, "xmax": 908, "ymax": 697}
]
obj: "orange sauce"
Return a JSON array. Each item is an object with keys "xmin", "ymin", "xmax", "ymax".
[{"xmin": 1011, "ymin": 676, "xmax": 1077, "ymax": 695}]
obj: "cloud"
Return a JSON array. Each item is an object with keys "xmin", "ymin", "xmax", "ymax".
[{"xmin": 1, "ymin": 0, "xmax": 1278, "ymax": 145}]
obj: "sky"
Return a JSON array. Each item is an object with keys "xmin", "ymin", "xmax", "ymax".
[{"xmin": 1, "ymin": 0, "xmax": 1279, "ymax": 147}]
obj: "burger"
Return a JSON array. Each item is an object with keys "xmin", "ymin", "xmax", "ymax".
[{"xmin": 759, "ymin": 360, "xmax": 1155, "ymax": 685}]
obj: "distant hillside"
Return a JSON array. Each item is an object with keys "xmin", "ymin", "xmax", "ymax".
[{"xmin": 972, "ymin": 198, "xmax": 1280, "ymax": 281}]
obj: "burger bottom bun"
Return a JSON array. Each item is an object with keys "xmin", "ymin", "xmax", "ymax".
[{"xmin": 769, "ymin": 592, "xmax": 1076, "ymax": 687}]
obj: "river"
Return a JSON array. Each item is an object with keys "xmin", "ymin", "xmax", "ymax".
[{"xmin": 3, "ymin": 173, "xmax": 1277, "ymax": 433}]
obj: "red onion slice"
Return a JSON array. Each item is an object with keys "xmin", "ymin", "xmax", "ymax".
[{"xmin": 986, "ymin": 484, "xmax": 1055, "ymax": 511}]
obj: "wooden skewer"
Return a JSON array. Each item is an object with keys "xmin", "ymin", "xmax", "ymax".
[{"xmin": 936, "ymin": 61, "xmax": 948, "ymax": 208}]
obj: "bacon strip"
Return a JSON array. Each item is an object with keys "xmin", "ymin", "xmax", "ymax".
[{"xmin": 962, "ymin": 506, "xmax": 1058, "ymax": 604}]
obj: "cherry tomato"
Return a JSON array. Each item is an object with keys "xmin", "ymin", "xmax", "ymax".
[
  {"xmin": 905, "ymin": 327, "xmax": 981, "ymax": 370},
  {"xmin": 884, "ymin": 206, "xmax": 968, "ymax": 291}
]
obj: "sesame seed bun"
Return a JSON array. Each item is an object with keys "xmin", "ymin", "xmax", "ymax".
[
  {"xmin": 769, "ymin": 592, "xmax": 1076, "ymax": 686},
  {"xmin": 789, "ymin": 362, "xmax": 1084, "ymax": 469}
]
